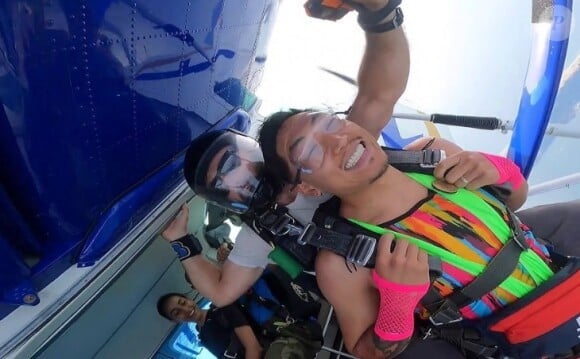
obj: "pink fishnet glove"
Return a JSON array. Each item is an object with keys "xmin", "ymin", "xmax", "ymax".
[
  {"xmin": 372, "ymin": 270, "xmax": 429, "ymax": 341},
  {"xmin": 482, "ymin": 153, "xmax": 525, "ymax": 190}
]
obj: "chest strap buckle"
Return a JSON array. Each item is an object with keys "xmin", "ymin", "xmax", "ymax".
[
  {"xmin": 428, "ymin": 301, "xmax": 463, "ymax": 326},
  {"xmin": 346, "ymin": 234, "xmax": 377, "ymax": 266}
]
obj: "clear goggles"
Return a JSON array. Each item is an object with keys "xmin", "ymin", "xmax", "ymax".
[{"xmin": 289, "ymin": 112, "xmax": 347, "ymax": 178}]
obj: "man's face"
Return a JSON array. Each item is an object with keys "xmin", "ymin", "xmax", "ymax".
[
  {"xmin": 205, "ymin": 145, "xmax": 260, "ymax": 204},
  {"xmin": 164, "ymin": 295, "xmax": 203, "ymax": 323},
  {"xmin": 275, "ymin": 111, "xmax": 388, "ymax": 196}
]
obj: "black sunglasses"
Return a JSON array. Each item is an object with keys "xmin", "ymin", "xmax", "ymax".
[{"xmin": 209, "ymin": 150, "xmax": 242, "ymax": 189}]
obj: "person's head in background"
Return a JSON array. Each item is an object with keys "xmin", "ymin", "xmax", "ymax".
[
  {"xmin": 183, "ymin": 128, "xmax": 322, "ymax": 215},
  {"xmin": 157, "ymin": 293, "xmax": 206, "ymax": 324}
]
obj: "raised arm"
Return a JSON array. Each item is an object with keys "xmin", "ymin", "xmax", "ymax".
[
  {"xmin": 181, "ymin": 257, "xmax": 263, "ymax": 307},
  {"xmin": 162, "ymin": 204, "xmax": 263, "ymax": 307},
  {"xmin": 346, "ymin": 0, "xmax": 409, "ymax": 139}
]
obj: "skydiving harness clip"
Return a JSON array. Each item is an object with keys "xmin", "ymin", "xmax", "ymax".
[
  {"xmin": 257, "ymin": 204, "xmax": 303, "ymax": 237},
  {"xmin": 345, "ymin": 234, "xmax": 377, "ymax": 266},
  {"xmin": 421, "ymin": 149, "xmax": 444, "ymax": 168},
  {"xmin": 296, "ymin": 222, "xmax": 377, "ymax": 266},
  {"xmin": 387, "ymin": 148, "xmax": 445, "ymax": 172}
]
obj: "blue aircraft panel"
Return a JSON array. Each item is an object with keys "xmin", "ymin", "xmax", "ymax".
[{"xmin": 0, "ymin": 0, "xmax": 277, "ymax": 315}]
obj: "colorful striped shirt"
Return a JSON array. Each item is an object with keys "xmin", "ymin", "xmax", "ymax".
[{"xmin": 382, "ymin": 187, "xmax": 552, "ymax": 319}]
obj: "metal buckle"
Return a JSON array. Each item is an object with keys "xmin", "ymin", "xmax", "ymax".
[
  {"xmin": 346, "ymin": 234, "xmax": 376, "ymax": 266},
  {"xmin": 258, "ymin": 210, "xmax": 303, "ymax": 237},
  {"xmin": 507, "ymin": 211, "xmax": 529, "ymax": 250},
  {"xmin": 420, "ymin": 149, "xmax": 445, "ymax": 168},
  {"xmin": 392, "ymin": 7, "xmax": 404, "ymax": 29},
  {"xmin": 296, "ymin": 223, "xmax": 318, "ymax": 245},
  {"xmin": 428, "ymin": 301, "xmax": 463, "ymax": 326},
  {"xmin": 223, "ymin": 351, "xmax": 238, "ymax": 358}
]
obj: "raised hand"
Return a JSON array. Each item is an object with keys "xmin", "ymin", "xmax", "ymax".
[{"xmin": 433, "ymin": 151, "xmax": 501, "ymax": 190}]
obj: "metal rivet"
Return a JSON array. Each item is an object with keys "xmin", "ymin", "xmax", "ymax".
[{"xmin": 23, "ymin": 294, "xmax": 37, "ymax": 305}]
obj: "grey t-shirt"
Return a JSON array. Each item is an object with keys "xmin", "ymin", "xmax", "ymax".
[{"xmin": 228, "ymin": 193, "xmax": 332, "ymax": 268}]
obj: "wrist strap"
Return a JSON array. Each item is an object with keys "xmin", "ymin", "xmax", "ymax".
[
  {"xmin": 171, "ymin": 234, "xmax": 203, "ymax": 261},
  {"xmin": 362, "ymin": 7, "xmax": 404, "ymax": 33},
  {"xmin": 357, "ymin": 0, "xmax": 401, "ymax": 26}
]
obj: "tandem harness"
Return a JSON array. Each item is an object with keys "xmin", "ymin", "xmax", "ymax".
[
  {"xmin": 309, "ymin": 173, "xmax": 580, "ymax": 359},
  {"xmin": 241, "ymin": 147, "xmax": 444, "ymax": 272},
  {"xmin": 243, "ymin": 147, "xmax": 580, "ymax": 358}
]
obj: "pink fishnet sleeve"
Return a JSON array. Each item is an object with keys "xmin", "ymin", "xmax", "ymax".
[
  {"xmin": 482, "ymin": 153, "xmax": 525, "ymax": 190},
  {"xmin": 372, "ymin": 270, "xmax": 429, "ymax": 341}
]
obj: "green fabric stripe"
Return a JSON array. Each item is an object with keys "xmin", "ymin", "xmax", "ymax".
[
  {"xmin": 350, "ymin": 219, "xmax": 533, "ymax": 297},
  {"xmin": 407, "ymin": 173, "xmax": 510, "ymax": 241},
  {"xmin": 347, "ymin": 172, "xmax": 554, "ymax": 299},
  {"xmin": 406, "ymin": 173, "xmax": 553, "ymax": 285}
]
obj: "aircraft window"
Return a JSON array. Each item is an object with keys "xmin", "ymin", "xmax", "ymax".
[
  {"xmin": 203, "ymin": 202, "xmax": 242, "ymax": 248},
  {"xmin": 177, "ymin": 197, "xmax": 241, "ymax": 267},
  {"xmin": 156, "ymin": 301, "xmax": 216, "ymax": 359}
]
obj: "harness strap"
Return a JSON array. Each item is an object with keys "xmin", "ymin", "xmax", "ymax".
[
  {"xmin": 303, "ymin": 225, "xmax": 376, "ymax": 266},
  {"xmin": 420, "ymin": 323, "xmax": 498, "ymax": 358},
  {"xmin": 425, "ymin": 230, "xmax": 526, "ymax": 326},
  {"xmin": 385, "ymin": 148, "xmax": 444, "ymax": 173},
  {"xmin": 448, "ymin": 211, "xmax": 527, "ymax": 307},
  {"xmin": 311, "ymin": 174, "xmax": 532, "ymax": 325},
  {"xmin": 308, "ymin": 204, "xmax": 526, "ymax": 325}
]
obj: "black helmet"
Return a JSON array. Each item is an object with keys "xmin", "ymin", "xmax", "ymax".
[{"xmin": 184, "ymin": 129, "xmax": 279, "ymax": 214}]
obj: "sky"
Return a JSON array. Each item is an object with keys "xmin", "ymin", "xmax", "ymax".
[{"xmin": 255, "ymin": 0, "xmax": 580, "ymax": 208}]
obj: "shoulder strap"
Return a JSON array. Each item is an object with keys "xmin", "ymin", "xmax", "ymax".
[
  {"xmin": 310, "ymin": 196, "xmax": 444, "ymax": 280},
  {"xmin": 241, "ymin": 208, "xmax": 318, "ymax": 271},
  {"xmin": 384, "ymin": 148, "xmax": 443, "ymax": 174}
]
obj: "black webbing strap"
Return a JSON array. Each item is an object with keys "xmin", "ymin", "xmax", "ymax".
[
  {"xmin": 386, "ymin": 148, "xmax": 443, "ymax": 173},
  {"xmin": 420, "ymin": 323, "xmax": 499, "ymax": 358},
  {"xmin": 425, "ymin": 209, "xmax": 528, "ymax": 326},
  {"xmin": 223, "ymin": 334, "xmax": 243, "ymax": 358},
  {"xmin": 298, "ymin": 223, "xmax": 379, "ymax": 267},
  {"xmin": 301, "ymin": 216, "xmax": 445, "ymax": 279}
]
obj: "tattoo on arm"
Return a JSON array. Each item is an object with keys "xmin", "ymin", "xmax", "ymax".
[
  {"xmin": 352, "ymin": 326, "xmax": 411, "ymax": 359},
  {"xmin": 372, "ymin": 332, "xmax": 411, "ymax": 358}
]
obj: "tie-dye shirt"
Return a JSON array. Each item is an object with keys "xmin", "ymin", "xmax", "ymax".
[{"xmin": 381, "ymin": 187, "xmax": 552, "ymax": 320}]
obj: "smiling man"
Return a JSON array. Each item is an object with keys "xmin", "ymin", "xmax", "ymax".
[
  {"xmin": 157, "ymin": 293, "xmax": 263, "ymax": 358},
  {"xmin": 256, "ymin": 106, "xmax": 577, "ymax": 358}
]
